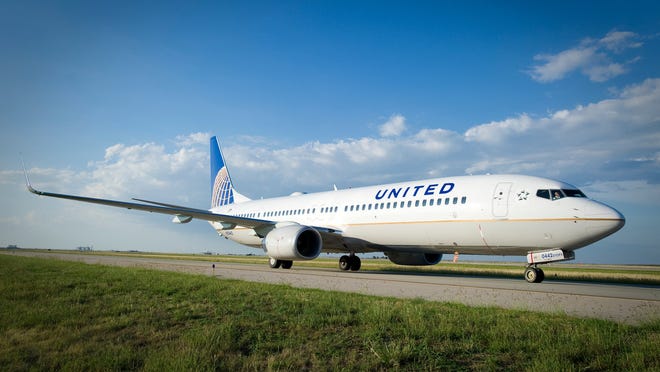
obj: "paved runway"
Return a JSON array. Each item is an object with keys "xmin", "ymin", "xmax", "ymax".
[{"xmin": 5, "ymin": 251, "xmax": 659, "ymax": 325}]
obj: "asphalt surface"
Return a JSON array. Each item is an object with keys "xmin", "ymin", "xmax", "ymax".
[{"xmin": 5, "ymin": 251, "xmax": 659, "ymax": 325}]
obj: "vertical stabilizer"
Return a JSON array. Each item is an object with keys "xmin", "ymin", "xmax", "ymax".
[{"xmin": 210, "ymin": 136, "xmax": 240, "ymax": 208}]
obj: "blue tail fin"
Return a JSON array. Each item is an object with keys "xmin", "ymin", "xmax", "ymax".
[{"xmin": 210, "ymin": 136, "xmax": 235, "ymax": 208}]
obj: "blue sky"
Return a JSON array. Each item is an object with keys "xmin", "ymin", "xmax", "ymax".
[{"xmin": 1, "ymin": 1, "xmax": 659, "ymax": 264}]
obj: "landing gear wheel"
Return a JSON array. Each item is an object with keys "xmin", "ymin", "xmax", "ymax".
[
  {"xmin": 524, "ymin": 267, "xmax": 544, "ymax": 283},
  {"xmin": 269, "ymin": 257, "xmax": 281, "ymax": 269},
  {"xmin": 524, "ymin": 267, "xmax": 537, "ymax": 283},
  {"xmin": 339, "ymin": 255, "xmax": 351, "ymax": 271},
  {"xmin": 339, "ymin": 255, "xmax": 361, "ymax": 271},
  {"xmin": 349, "ymin": 255, "xmax": 361, "ymax": 271},
  {"xmin": 281, "ymin": 260, "xmax": 293, "ymax": 269},
  {"xmin": 537, "ymin": 268, "xmax": 545, "ymax": 282}
]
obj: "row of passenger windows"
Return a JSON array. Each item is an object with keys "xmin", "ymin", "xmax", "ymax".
[
  {"xmin": 346, "ymin": 196, "xmax": 467, "ymax": 212},
  {"xmin": 233, "ymin": 196, "xmax": 468, "ymax": 219},
  {"xmin": 237, "ymin": 207, "xmax": 337, "ymax": 219}
]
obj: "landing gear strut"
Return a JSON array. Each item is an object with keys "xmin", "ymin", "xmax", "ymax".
[
  {"xmin": 524, "ymin": 265, "xmax": 545, "ymax": 283},
  {"xmin": 339, "ymin": 254, "xmax": 361, "ymax": 271}
]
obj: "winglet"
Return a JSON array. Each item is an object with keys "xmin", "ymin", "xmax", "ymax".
[{"xmin": 20, "ymin": 156, "xmax": 40, "ymax": 195}]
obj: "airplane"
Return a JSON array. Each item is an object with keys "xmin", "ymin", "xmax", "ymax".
[{"xmin": 25, "ymin": 136, "xmax": 625, "ymax": 283}]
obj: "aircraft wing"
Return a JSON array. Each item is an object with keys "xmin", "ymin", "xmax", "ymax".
[
  {"xmin": 25, "ymin": 182, "xmax": 345, "ymax": 238},
  {"xmin": 23, "ymin": 166, "xmax": 345, "ymax": 245},
  {"xmin": 26, "ymin": 182, "xmax": 271, "ymax": 228}
]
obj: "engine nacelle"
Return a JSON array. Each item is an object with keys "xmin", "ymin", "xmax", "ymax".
[
  {"xmin": 387, "ymin": 252, "xmax": 443, "ymax": 266},
  {"xmin": 262, "ymin": 225, "xmax": 322, "ymax": 261}
]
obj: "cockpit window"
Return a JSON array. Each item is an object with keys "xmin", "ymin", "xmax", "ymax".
[
  {"xmin": 551, "ymin": 190, "xmax": 564, "ymax": 200},
  {"xmin": 537, "ymin": 188, "xmax": 587, "ymax": 200},
  {"xmin": 563, "ymin": 189, "xmax": 586, "ymax": 198},
  {"xmin": 536, "ymin": 189, "xmax": 550, "ymax": 200}
]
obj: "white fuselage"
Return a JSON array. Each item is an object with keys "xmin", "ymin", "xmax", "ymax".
[{"xmin": 209, "ymin": 175, "xmax": 624, "ymax": 256}]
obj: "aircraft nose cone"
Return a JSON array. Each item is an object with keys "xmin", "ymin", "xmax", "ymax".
[{"xmin": 586, "ymin": 202, "xmax": 625, "ymax": 237}]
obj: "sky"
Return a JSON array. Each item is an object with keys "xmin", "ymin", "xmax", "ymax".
[{"xmin": 1, "ymin": 1, "xmax": 659, "ymax": 264}]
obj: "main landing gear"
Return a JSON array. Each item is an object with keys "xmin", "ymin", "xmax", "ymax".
[
  {"xmin": 269, "ymin": 257, "xmax": 293, "ymax": 269},
  {"xmin": 339, "ymin": 254, "xmax": 361, "ymax": 271}
]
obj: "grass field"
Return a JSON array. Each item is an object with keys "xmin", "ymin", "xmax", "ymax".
[{"xmin": 1, "ymin": 254, "xmax": 658, "ymax": 371}]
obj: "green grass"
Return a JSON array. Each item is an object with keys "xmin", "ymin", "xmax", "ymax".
[{"xmin": 1, "ymin": 255, "xmax": 658, "ymax": 371}]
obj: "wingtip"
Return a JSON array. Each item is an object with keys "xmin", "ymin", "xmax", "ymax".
[{"xmin": 20, "ymin": 156, "xmax": 40, "ymax": 195}]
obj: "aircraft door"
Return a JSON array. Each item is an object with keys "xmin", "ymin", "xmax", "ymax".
[{"xmin": 492, "ymin": 182, "xmax": 512, "ymax": 217}]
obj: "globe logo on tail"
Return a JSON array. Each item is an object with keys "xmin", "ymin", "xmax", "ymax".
[{"xmin": 212, "ymin": 166, "xmax": 234, "ymax": 207}]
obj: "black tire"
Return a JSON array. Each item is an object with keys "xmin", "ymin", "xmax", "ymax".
[
  {"xmin": 269, "ymin": 257, "xmax": 281, "ymax": 269},
  {"xmin": 339, "ymin": 255, "xmax": 351, "ymax": 271},
  {"xmin": 536, "ymin": 268, "xmax": 545, "ymax": 283},
  {"xmin": 281, "ymin": 260, "xmax": 293, "ymax": 269},
  {"xmin": 349, "ymin": 256, "xmax": 361, "ymax": 271},
  {"xmin": 524, "ymin": 267, "xmax": 538, "ymax": 283}
]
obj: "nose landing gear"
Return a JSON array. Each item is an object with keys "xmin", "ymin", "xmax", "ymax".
[
  {"xmin": 524, "ymin": 265, "xmax": 545, "ymax": 283},
  {"xmin": 524, "ymin": 249, "xmax": 574, "ymax": 283}
]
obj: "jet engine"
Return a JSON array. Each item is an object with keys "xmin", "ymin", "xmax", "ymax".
[
  {"xmin": 387, "ymin": 252, "xmax": 442, "ymax": 266},
  {"xmin": 262, "ymin": 225, "xmax": 322, "ymax": 260}
]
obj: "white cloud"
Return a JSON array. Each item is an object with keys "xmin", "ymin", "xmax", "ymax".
[
  {"xmin": 584, "ymin": 62, "xmax": 626, "ymax": 82},
  {"xmin": 598, "ymin": 30, "xmax": 643, "ymax": 52},
  {"xmin": 528, "ymin": 30, "xmax": 642, "ymax": 83},
  {"xmin": 379, "ymin": 114, "xmax": 407, "ymax": 137},
  {"xmin": 175, "ymin": 132, "xmax": 211, "ymax": 147},
  {"xmin": 464, "ymin": 114, "xmax": 533, "ymax": 144},
  {"xmin": 83, "ymin": 139, "xmax": 208, "ymax": 201},
  {"xmin": 530, "ymin": 47, "xmax": 596, "ymax": 82},
  {"xmin": 464, "ymin": 78, "xmax": 660, "ymax": 149}
]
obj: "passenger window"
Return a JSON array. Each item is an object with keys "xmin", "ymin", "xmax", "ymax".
[
  {"xmin": 461, "ymin": 196, "xmax": 467, "ymax": 204},
  {"xmin": 422, "ymin": 200, "xmax": 427, "ymax": 207},
  {"xmin": 386, "ymin": 202, "xmax": 391, "ymax": 209},
  {"xmin": 415, "ymin": 200, "xmax": 420, "ymax": 207},
  {"xmin": 400, "ymin": 201, "xmax": 405, "ymax": 208},
  {"xmin": 437, "ymin": 198, "xmax": 442, "ymax": 206},
  {"xmin": 453, "ymin": 197, "xmax": 458, "ymax": 204},
  {"xmin": 407, "ymin": 201, "xmax": 412, "ymax": 207},
  {"xmin": 429, "ymin": 199, "xmax": 434, "ymax": 206},
  {"xmin": 445, "ymin": 198, "xmax": 450, "ymax": 205}
]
